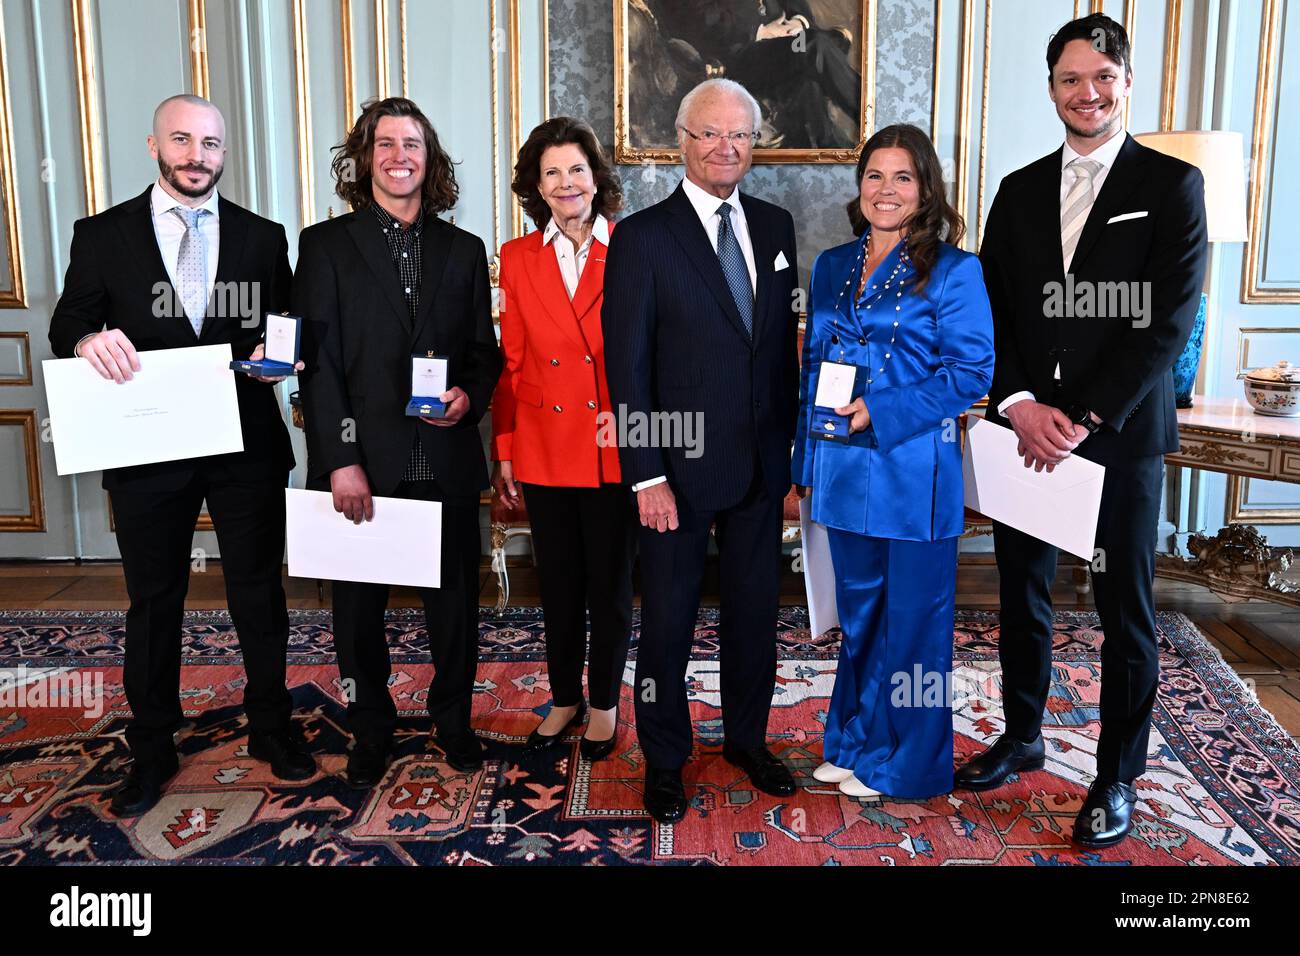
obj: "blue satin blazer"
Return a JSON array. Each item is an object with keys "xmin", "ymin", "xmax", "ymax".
[{"xmin": 791, "ymin": 232, "xmax": 995, "ymax": 541}]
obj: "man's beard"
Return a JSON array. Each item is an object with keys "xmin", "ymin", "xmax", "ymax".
[
  {"xmin": 1062, "ymin": 102, "xmax": 1121, "ymax": 140},
  {"xmin": 159, "ymin": 157, "xmax": 224, "ymax": 198}
]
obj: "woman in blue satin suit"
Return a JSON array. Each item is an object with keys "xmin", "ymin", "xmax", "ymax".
[{"xmin": 792, "ymin": 124, "xmax": 994, "ymax": 799}]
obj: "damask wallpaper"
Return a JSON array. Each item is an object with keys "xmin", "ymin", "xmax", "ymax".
[{"xmin": 547, "ymin": 0, "xmax": 936, "ymax": 276}]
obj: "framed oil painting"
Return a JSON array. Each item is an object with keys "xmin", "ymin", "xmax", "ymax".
[{"xmin": 614, "ymin": 0, "xmax": 876, "ymax": 164}]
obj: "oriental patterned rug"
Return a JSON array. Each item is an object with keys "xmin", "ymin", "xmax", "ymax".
[{"xmin": 0, "ymin": 608, "xmax": 1296, "ymax": 865}]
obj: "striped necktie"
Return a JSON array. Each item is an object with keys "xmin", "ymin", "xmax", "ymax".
[
  {"xmin": 715, "ymin": 202, "xmax": 753, "ymax": 337},
  {"xmin": 171, "ymin": 206, "xmax": 209, "ymax": 335},
  {"xmin": 1060, "ymin": 158, "xmax": 1102, "ymax": 273}
]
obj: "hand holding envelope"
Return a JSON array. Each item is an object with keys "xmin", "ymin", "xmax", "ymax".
[
  {"xmin": 286, "ymin": 489, "xmax": 442, "ymax": 589},
  {"xmin": 963, "ymin": 416, "xmax": 1104, "ymax": 561},
  {"xmin": 43, "ymin": 344, "xmax": 244, "ymax": 475}
]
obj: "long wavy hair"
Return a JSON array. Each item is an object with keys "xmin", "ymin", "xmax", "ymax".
[
  {"xmin": 331, "ymin": 97, "xmax": 458, "ymax": 214},
  {"xmin": 846, "ymin": 124, "xmax": 964, "ymax": 295},
  {"xmin": 512, "ymin": 117, "xmax": 623, "ymax": 232}
]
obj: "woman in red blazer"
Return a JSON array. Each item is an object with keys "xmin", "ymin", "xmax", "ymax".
[{"xmin": 491, "ymin": 117, "xmax": 631, "ymax": 761}]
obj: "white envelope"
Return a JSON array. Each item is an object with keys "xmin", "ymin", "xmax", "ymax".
[
  {"xmin": 799, "ymin": 496, "xmax": 840, "ymax": 638},
  {"xmin": 42, "ymin": 344, "xmax": 244, "ymax": 476},
  {"xmin": 962, "ymin": 416, "xmax": 1104, "ymax": 561},
  {"xmin": 285, "ymin": 489, "xmax": 442, "ymax": 589}
]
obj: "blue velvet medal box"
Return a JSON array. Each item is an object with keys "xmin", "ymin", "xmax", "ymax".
[
  {"xmin": 230, "ymin": 313, "xmax": 302, "ymax": 377},
  {"xmin": 405, "ymin": 354, "xmax": 450, "ymax": 418},
  {"xmin": 812, "ymin": 360, "xmax": 857, "ymax": 443},
  {"xmin": 812, "ymin": 407, "xmax": 853, "ymax": 443}
]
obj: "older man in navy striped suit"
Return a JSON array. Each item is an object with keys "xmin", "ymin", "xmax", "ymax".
[{"xmin": 602, "ymin": 78, "xmax": 801, "ymax": 823}]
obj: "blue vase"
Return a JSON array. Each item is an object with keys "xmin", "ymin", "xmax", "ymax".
[{"xmin": 1173, "ymin": 292, "xmax": 1208, "ymax": 408}]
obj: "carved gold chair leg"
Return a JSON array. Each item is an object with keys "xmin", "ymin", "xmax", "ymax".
[{"xmin": 489, "ymin": 525, "xmax": 535, "ymax": 610}]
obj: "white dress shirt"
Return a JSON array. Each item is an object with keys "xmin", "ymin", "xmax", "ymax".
[
  {"xmin": 680, "ymin": 175, "xmax": 757, "ymax": 292},
  {"xmin": 74, "ymin": 181, "xmax": 221, "ymax": 357},
  {"xmin": 997, "ymin": 127, "xmax": 1127, "ymax": 417},
  {"xmin": 543, "ymin": 213, "xmax": 610, "ymax": 299},
  {"xmin": 151, "ymin": 180, "xmax": 221, "ymax": 303},
  {"xmin": 631, "ymin": 178, "xmax": 758, "ymax": 494}
]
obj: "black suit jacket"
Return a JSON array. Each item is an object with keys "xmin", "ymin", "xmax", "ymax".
[
  {"xmin": 294, "ymin": 208, "xmax": 500, "ymax": 498},
  {"xmin": 48, "ymin": 186, "xmax": 295, "ymax": 492},
  {"xmin": 602, "ymin": 182, "xmax": 800, "ymax": 511},
  {"xmin": 980, "ymin": 133, "xmax": 1208, "ymax": 460},
  {"xmin": 652, "ymin": 0, "xmax": 817, "ymax": 63}
]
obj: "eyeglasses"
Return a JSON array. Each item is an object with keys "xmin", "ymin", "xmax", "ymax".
[{"xmin": 679, "ymin": 127, "xmax": 757, "ymax": 147}]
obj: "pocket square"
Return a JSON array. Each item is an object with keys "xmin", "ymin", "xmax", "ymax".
[
  {"xmin": 774, "ymin": 250, "xmax": 790, "ymax": 271},
  {"xmin": 1107, "ymin": 211, "xmax": 1148, "ymax": 224}
]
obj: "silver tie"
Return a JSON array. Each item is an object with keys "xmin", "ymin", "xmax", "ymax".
[
  {"xmin": 1060, "ymin": 158, "xmax": 1102, "ymax": 273},
  {"xmin": 172, "ymin": 207, "xmax": 209, "ymax": 335}
]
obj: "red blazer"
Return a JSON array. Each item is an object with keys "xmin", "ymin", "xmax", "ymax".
[{"xmin": 491, "ymin": 223, "xmax": 621, "ymax": 487}]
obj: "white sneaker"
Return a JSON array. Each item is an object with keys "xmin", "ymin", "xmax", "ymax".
[
  {"xmin": 838, "ymin": 774, "xmax": 882, "ymax": 798},
  {"xmin": 813, "ymin": 761, "xmax": 855, "ymax": 783}
]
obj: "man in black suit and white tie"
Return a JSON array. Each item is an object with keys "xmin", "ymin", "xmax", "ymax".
[
  {"xmin": 48, "ymin": 95, "xmax": 314, "ymax": 817},
  {"xmin": 602, "ymin": 78, "xmax": 801, "ymax": 823},
  {"xmin": 295, "ymin": 98, "xmax": 501, "ymax": 787},
  {"xmin": 957, "ymin": 15, "xmax": 1208, "ymax": 848}
]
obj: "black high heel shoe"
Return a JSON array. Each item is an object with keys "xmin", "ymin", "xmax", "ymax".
[
  {"xmin": 523, "ymin": 701, "xmax": 586, "ymax": 753},
  {"xmin": 580, "ymin": 729, "xmax": 619, "ymax": 762}
]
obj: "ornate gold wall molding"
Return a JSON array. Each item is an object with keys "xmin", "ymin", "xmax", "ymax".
[
  {"xmin": 930, "ymin": 0, "xmax": 942, "ymax": 146},
  {"xmin": 1122, "ymin": 0, "xmax": 1136, "ymax": 130},
  {"xmin": 1159, "ymin": 0, "xmax": 1181, "ymax": 131},
  {"xmin": 187, "ymin": 0, "xmax": 209, "ymax": 99},
  {"xmin": 540, "ymin": 0, "xmax": 548, "ymax": 117},
  {"xmin": 341, "ymin": 0, "xmax": 356, "ymax": 126},
  {"xmin": 0, "ymin": 332, "xmax": 31, "ymax": 385},
  {"xmin": 1241, "ymin": 0, "xmax": 1298, "ymax": 304},
  {"xmin": 375, "ymin": 0, "xmax": 389, "ymax": 99},
  {"xmin": 399, "ymin": 0, "xmax": 408, "ymax": 97},
  {"xmin": 1228, "ymin": 475, "xmax": 1300, "ymax": 525},
  {"xmin": 292, "ymin": 0, "xmax": 315, "ymax": 227},
  {"xmin": 70, "ymin": 0, "xmax": 105, "ymax": 216},
  {"xmin": 974, "ymin": 0, "xmax": 991, "ymax": 250},
  {"xmin": 952, "ymin": 0, "xmax": 974, "ymax": 248},
  {"xmin": 508, "ymin": 0, "xmax": 523, "ymax": 236},
  {"xmin": 0, "ymin": 409, "xmax": 45, "ymax": 532},
  {"xmin": 490, "ymin": 0, "xmax": 501, "ymax": 254},
  {"xmin": 0, "ymin": 1, "xmax": 26, "ymax": 308}
]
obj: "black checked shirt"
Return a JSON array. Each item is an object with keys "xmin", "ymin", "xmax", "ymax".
[{"xmin": 372, "ymin": 203, "xmax": 435, "ymax": 481}]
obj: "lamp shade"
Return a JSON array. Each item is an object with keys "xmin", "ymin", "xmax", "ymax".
[{"xmin": 1133, "ymin": 130, "xmax": 1248, "ymax": 242}]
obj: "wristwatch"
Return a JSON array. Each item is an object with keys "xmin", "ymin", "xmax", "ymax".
[{"xmin": 1064, "ymin": 404, "xmax": 1101, "ymax": 435}]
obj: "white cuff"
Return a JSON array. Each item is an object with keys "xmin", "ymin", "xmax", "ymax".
[
  {"xmin": 996, "ymin": 391, "xmax": 1036, "ymax": 416},
  {"xmin": 631, "ymin": 475, "xmax": 668, "ymax": 493},
  {"xmin": 73, "ymin": 333, "xmax": 97, "ymax": 358}
]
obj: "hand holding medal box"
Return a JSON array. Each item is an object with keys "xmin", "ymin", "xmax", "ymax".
[
  {"xmin": 813, "ymin": 360, "xmax": 856, "ymax": 442},
  {"xmin": 229, "ymin": 312, "xmax": 303, "ymax": 378},
  {"xmin": 405, "ymin": 353, "xmax": 450, "ymax": 418}
]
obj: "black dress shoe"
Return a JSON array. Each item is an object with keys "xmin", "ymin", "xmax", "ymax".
[
  {"xmin": 1073, "ymin": 779, "xmax": 1138, "ymax": 848},
  {"xmin": 434, "ymin": 732, "xmax": 486, "ymax": 773},
  {"xmin": 722, "ymin": 744, "xmax": 797, "ymax": 797},
  {"xmin": 580, "ymin": 729, "xmax": 619, "ymax": 762},
  {"xmin": 953, "ymin": 733, "xmax": 1045, "ymax": 791},
  {"xmin": 248, "ymin": 730, "xmax": 316, "ymax": 781},
  {"xmin": 523, "ymin": 702, "xmax": 586, "ymax": 753},
  {"xmin": 346, "ymin": 739, "xmax": 391, "ymax": 789},
  {"xmin": 108, "ymin": 759, "xmax": 179, "ymax": 818},
  {"xmin": 643, "ymin": 766, "xmax": 687, "ymax": 824}
]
